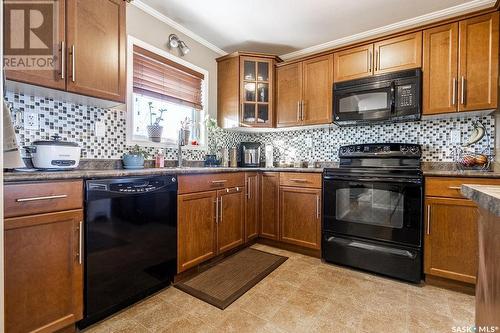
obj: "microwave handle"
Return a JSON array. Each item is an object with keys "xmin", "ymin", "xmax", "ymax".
[{"xmin": 390, "ymin": 81, "xmax": 396, "ymax": 113}]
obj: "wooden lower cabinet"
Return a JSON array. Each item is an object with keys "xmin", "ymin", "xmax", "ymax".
[
  {"xmin": 177, "ymin": 191, "xmax": 217, "ymax": 272},
  {"xmin": 280, "ymin": 186, "xmax": 321, "ymax": 250},
  {"xmin": 217, "ymin": 188, "xmax": 245, "ymax": 253},
  {"xmin": 424, "ymin": 197, "xmax": 478, "ymax": 284},
  {"xmin": 5, "ymin": 210, "xmax": 84, "ymax": 333},
  {"xmin": 260, "ymin": 172, "xmax": 280, "ymax": 240},
  {"xmin": 245, "ymin": 173, "xmax": 259, "ymax": 241}
]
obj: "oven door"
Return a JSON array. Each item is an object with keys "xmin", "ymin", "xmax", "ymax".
[
  {"xmin": 323, "ymin": 175, "xmax": 422, "ymax": 247},
  {"xmin": 333, "ymin": 81, "xmax": 393, "ymax": 124}
]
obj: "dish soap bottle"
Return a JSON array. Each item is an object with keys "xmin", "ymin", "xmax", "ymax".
[{"xmin": 155, "ymin": 149, "xmax": 165, "ymax": 168}]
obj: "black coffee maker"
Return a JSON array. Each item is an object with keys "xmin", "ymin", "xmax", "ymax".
[{"xmin": 239, "ymin": 142, "xmax": 261, "ymax": 167}]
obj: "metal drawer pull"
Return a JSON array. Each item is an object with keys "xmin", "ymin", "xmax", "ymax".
[
  {"xmin": 220, "ymin": 196, "xmax": 223, "ymax": 223},
  {"xmin": 211, "ymin": 180, "xmax": 227, "ymax": 184},
  {"xmin": 16, "ymin": 194, "xmax": 68, "ymax": 202},
  {"xmin": 426, "ymin": 205, "xmax": 431, "ymax": 235},
  {"xmin": 448, "ymin": 186, "xmax": 461, "ymax": 190},
  {"xmin": 78, "ymin": 221, "xmax": 83, "ymax": 265},
  {"xmin": 290, "ymin": 178, "xmax": 308, "ymax": 182},
  {"xmin": 316, "ymin": 195, "xmax": 320, "ymax": 219}
]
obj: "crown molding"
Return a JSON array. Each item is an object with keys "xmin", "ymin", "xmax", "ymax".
[
  {"xmin": 131, "ymin": 0, "xmax": 227, "ymax": 56},
  {"xmin": 280, "ymin": 0, "xmax": 497, "ymax": 60}
]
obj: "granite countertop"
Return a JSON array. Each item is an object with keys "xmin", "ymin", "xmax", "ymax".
[
  {"xmin": 3, "ymin": 166, "xmax": 324, "ymax": 182},
  {"xmin": 421, "ymin": 162, "xmax": 500, "ymax": 178},
  {"xmin": 461, "ymin": 185, "xmax": 500, "ymax": 216}
]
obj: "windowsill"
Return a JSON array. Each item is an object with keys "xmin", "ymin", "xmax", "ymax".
[{"xmin": 126, "ymin": 139, "xmax": 207, "ymax": 151}]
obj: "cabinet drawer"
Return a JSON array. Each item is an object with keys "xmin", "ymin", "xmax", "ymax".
[
  {"xmin": 280, "ymin": 172, "xmax": 322, "ymax": 188},
  {"xmin": 4, "ymin": 180, "xmax": 83, "ymax": 218},
  {"xmin": 178, "ymin": 173, "xmax": 245, "ymax": 194},
  {"xmin": 425, "ymin": 177, "xmax": 500, "ymax": 199}
]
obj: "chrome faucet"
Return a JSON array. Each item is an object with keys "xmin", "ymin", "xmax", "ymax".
[{"xmin": 178, "ymin": 128, "xmax": 185, "ymax": 167}]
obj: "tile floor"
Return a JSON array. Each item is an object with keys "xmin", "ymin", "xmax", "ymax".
[{"xmin": 84, "ymin": 244, "xmax": 475, "ymax": 333}]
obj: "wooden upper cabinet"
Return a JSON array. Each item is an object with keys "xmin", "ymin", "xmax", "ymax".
[
  {"xmin": 66, "ymin": 0, "xmax": 126, "ymax": 103},
  {"xmin": 217, "ymin": 187, "xmax": 245, "ymax": 253},
  {"xmin": 458, "ymin": 12, "xmax": 499, "ymax": 112},
  {"xmin": 217, "ymin": 56, "xmax": 240, "ymax": 128},
  {"xmin": 4, "ymin": 0, "xmax": 66, "ymax": 90},
  {"xmin": 276, "ymin": 62, "xmax": 302, "ymax": 127},
  {"xmin": 374, "ymin": 32, "xmax": 422, "ymax": 75},
  {"xmin": 424, "ymin": 197, "xmax": 478, "ymax": 284},
  {"xmin": 245, "ymin": 173, "xmax": 259, "ymax": 241},
  {"xmin": 5, "ymin": 210, "xmax": 83, "ymax": 333},
  {"xmin": 177, "ymin": 191, "xmax": 217, "ymax": 273},
  {"xmin": 259, "ymin": 172, "xmax": 279, "ymax": 240},
  {"xmin": 302, "ymin": 54, "xmax": 333, "ymax": 125},
  {"xmin": 423, "ymin": 23, "xmax": 459, "ymax": 115},
  {"xmin": 333, "ymin": 44, "xmax": 373, "ymax": 82}
]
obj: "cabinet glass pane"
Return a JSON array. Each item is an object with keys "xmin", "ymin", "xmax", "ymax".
[
  {"xmin": 257, "ymin": 104, "xmax": 269, "ymax": 123},
  {"xmin": 244, "ymin": 82, "xmax": 256, "ymax": 101},
  {"xmin": 244, "ymin": 61, "xmax": 256, "ymax": 80},
  {"xmin": 257, "ymin": 83, "xmax": 268, "ymax": 102},
  {"xmin": 257, "ymin": 62, "xmax": 269, "ymax": 81},
  {"xmin": 243, "ymin": 103, "xmax": 256, "ymax": 123}
]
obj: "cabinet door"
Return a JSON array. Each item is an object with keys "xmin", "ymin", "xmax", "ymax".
[
  {"xmin": 245, "ymin": 173, "xmax": 259, "ymax": 241},
  {"xmin": 260, "ymin": 172, "xmax": 279, "ymax": 240},
  {"xmin": 423, "ymin": 23, "xmax": 459, "ymax": 115},
  {"xmin": 66, "ymin": 0, "xmax": 126, "ymax": 103},
  {"xmin": 217, "ymin": 187, "xmax": 245, "ymax": 253},
  {"xmin": 458, "ymin": 12, "xmax": 499, "ymax": 112},
  {"xmin": 280, "ymin": 186, "xmax": 321, "ymax": 249},
  {"xmin": 302, "ymin": 54, "xmax": 333, "ymax": 125},
  {"xmin": 424, "ymin": 197, "xmax": 478, "ymax": 284},
  {"xmin": 5, "ymin": 210, "xmax": 83, "ymax": 333},
  {"xmin": 217, "ymin": 56, "xmax": 240, "ymax": 129},
  {"xmin": 178, "ymin": 191, "xmax": 217, "ymax": 272},
  {"xmin": 333, "ymin": 44, "xmax": 373, "ymax": 82},
  {"xmin": 240, "ymin": 57, "xmax": 274, "ymax": 127},
  {"xmin": 374, "ymin": 32, "xmax": 422, "ymax": 75},
  {"xmin": 4, "ymin": 0, "xmax": 66, "ymax": 90},
  {"xmin": 276, "ymin": 62, "xmax": 302, "ymax": 127}
]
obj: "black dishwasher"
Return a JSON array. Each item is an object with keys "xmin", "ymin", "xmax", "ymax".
[{"xmin": 79, "ymin": 176, "xmax": 177, "ymax": 328}]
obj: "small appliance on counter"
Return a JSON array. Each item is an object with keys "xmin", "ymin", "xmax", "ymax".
[
  {"xmin": 265, "ymin": 144, "xmax": 274, "ymax": 168},
  {"xmin": 24, "ymin": 134, "xmax": 81, "ymax": 169},
  {"xmin": 240, "ymin": 142, "xmax": 261, "ymax": 167}
]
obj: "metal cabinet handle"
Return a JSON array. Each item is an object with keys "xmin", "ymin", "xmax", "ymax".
[
  {"xmin": 78, "ymin": 221, "xmax": 83, "ymax": 265},
  {"xmin": 297, "ymin": 101, "xmax": 301, "ymax": 121},
  {"xmin": 316, "ymin": 195, "xmax": 320, "ymax": 219},
  {"xmin": 452, "ymin": 77, "xmax": 456, "ymax": 105},
  {"xmin": 247, "ymin": 179, "xmax": 251, "ymax": 199},
  {"xmin": 215, "ymin": 198, "xmax": 219, "ymax": 224},
  {"xmin": 16, "ymin": 194, "xmax": 68, "ymax": 202},
  {"xmin": 301, "ymin": 101, "xmax": 305, "ymax": 121},
  {"xmin": 448, "ymin": 186, "xmax": 461, "ymax": 190},
  {"xmin": 220, "ymin": 196, "xmax": 223, "ymax": 223},
  {"xmin": 368, "ymin": 52, "xmax": 372, "ymax": 72},
  {"xmin": 290, "ymin": 178, "xmax": 308, "ymax": 182},
  {"xmin": 426, "ymin": 205, "xmax": 431, "ymax": 235},
  {"xmin": 61, "ymin": 41, "xmax": 65, "ymax": 79},
  {"xmin": 460, "ymin": 76, "xmax": 465, "ymax": 105},
  {"xmin": 375, "ymin": 50, "xmax": 379, "ymax": 71},
  {"xmin": 211, "ymin": 180, "xmax": 227, "ymax": 184},
  {"xmin": 71, "ymin": 45, "xmax": 76, "ymax": 82}
]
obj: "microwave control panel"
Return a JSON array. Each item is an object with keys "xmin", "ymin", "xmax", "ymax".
[{"xmin": 396, "ymin": 84, "xmax": 416, "ymax": 108}]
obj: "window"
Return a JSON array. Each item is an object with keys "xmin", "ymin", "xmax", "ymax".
[{"xmin": 127, "ymin": 38, "xmax": 208, "ymax": 146}]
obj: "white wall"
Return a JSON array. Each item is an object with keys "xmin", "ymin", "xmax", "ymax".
[{"xmin": 126, "ymin": 5, "xmax": 220, "ymax": 118}]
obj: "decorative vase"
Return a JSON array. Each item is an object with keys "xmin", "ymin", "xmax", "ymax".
[
  {"xmin": 122, "ymin": 154, "xmax": 145, "ymax": 169},
  {"xmin": 183, "ymin": 129, "xmax": 191, "ymax": 144},
  {"xmin": 147, "ymin": 125, "xmax": 163, "ymax": 142}
]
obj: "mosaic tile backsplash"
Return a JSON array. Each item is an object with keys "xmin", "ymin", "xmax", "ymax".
[{"xmin": 5, "ymin": 91, "xmax": 495, "ymax": 163}]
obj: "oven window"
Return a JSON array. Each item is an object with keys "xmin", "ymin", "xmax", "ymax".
[
  {"xmin": 335, "ymin": 186, "xmax": 404, "ymax": 228},
  {"xmin": 338, "ymin": 92, "xmax": 389, "ymax": 113}
]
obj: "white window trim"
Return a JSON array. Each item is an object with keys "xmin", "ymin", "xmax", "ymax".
[{"xmin": 126, "ymin": 35, "xmax": 209, "ymax": 151}]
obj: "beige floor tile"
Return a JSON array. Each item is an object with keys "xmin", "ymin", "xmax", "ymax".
[
  {"xmin": 239, "ymin": 291, "xmax": 287, "ymax": 320},
  {"xmin": 158, "ymin": 314, "xmax": 216, "ymax": 333},
  {"xmin": 213, "ymin": 308, "xmax": 269, "ymax": 333},
  {"xmin": 131, "ymin": 302, "xmax": 185, "ymax": 332}
]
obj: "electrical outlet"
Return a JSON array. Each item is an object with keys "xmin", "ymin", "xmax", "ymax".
[
  {"xmin": 450, "ymin": 129, "xmax": 461, "ymax": 144},
  {"xmin": 24, "ymin": 110, "xmax": 39, "ymax": 130},
  {"xmin": 95, "ymin": 121, "xmax": 106, "ymax": 137}
]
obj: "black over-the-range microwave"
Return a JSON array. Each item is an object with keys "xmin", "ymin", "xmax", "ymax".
[{"xmin": 333, "ymin": 69, "xmax": 422, "ymax": 126}]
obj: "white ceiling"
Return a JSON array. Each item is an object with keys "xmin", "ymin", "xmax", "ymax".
[{"xmin": 139, "ymin": 0, "xmax": 496, "ymax": 59}]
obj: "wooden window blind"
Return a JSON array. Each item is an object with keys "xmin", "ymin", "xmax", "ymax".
[{"xmin": 133, "ymin": 45, "xmax": 204, "ymax": 110}]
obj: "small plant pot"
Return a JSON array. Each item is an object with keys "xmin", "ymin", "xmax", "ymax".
[
  {"xmin": 122, "ymin": 154, "xmax": 145, "ymax": 169},
  {"xmin": 183, "ymin": 129, "xmax": 191, "ymax": 144},
  {"xmin": 147, "ymin": 125, "xmax": 163, "ymax": 143}
]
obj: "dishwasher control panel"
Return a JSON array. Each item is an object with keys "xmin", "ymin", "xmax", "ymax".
[{"xmin": 87, "ymin": 176, "xmax": 177, "ymax": 193}]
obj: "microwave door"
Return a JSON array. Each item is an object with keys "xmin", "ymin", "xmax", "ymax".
[{"xmin": 334, "ymin": 83, "xmax": 392, "ymax": 122}]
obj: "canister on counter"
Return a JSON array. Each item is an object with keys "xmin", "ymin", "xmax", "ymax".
[{"xmin": 230, "ymin": 147, "xmax": 238, "ymax": 167}]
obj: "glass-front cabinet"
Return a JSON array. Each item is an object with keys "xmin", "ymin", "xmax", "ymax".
[{"xmin": 240, "ymin": 57, "xmax": 273, "ymax": 126}]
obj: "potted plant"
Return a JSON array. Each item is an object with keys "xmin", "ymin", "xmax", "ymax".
[
  {"xmin": 122, "ymin": 145, "xmax": 150, "ymax": 169},
  {"xmin": 147, "ymin": 102, "xmax": 167, "ymax": 142},
  {"xmin": 180, "ymin": 117, "xmax": 191, "ymax": 144}
]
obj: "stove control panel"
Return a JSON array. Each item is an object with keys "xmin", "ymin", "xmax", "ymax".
[{"xmin": 339, "ymin": 143, "xmax": 421, "ymax": 158}]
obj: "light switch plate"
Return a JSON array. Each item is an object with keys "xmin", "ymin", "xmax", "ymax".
[
  {"xmin": 450, "ymin": 129, "xmax": 461, "ymax": 144},
  {"xmin": 24, "ymin": 110, "xmax": 39, "ymax": 130},
  {"xmin": 95, "ymin": 121, "xmax": 106, "ymax": 137}
]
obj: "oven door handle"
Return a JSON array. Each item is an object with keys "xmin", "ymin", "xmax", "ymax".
[
  {"xmin": 323, "ymin": 176, "xmax": 422, "ymax": 184},
  {"xmin": 327, "ymin": 236, "xmax": 417, "ymax": 259}
]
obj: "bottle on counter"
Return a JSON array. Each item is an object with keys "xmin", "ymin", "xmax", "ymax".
[
  {"xmin": 230, "ymin": 147, "xmax": 238, "ymax": 168},
  {"xmin": 155, "ymin": 149, "xmax": 165, "ymax": 168}
]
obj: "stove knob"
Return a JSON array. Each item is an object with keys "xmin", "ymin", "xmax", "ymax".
[
  {"xmin": 348, "ymin": 146, "xmax": 355, "ymax": 153},
  {"xmin": 400, "ymin": 146, "xmax": 408, "ymax": 153},
  {"xmin": 340, "ymin": 148, "xmax": 346, "ymax": 154},
  {"xmin": 410, "ymin": 146, "xmax": 419, "ymax": 154},
  {"xmin": 383, "ymin": 146, "xmax": 390, "ymax": 152}
]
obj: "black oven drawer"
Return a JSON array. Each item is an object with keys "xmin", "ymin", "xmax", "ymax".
[{"xmin": 322, "ymin": 233, "xmax": 422, "ymax": 283}]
